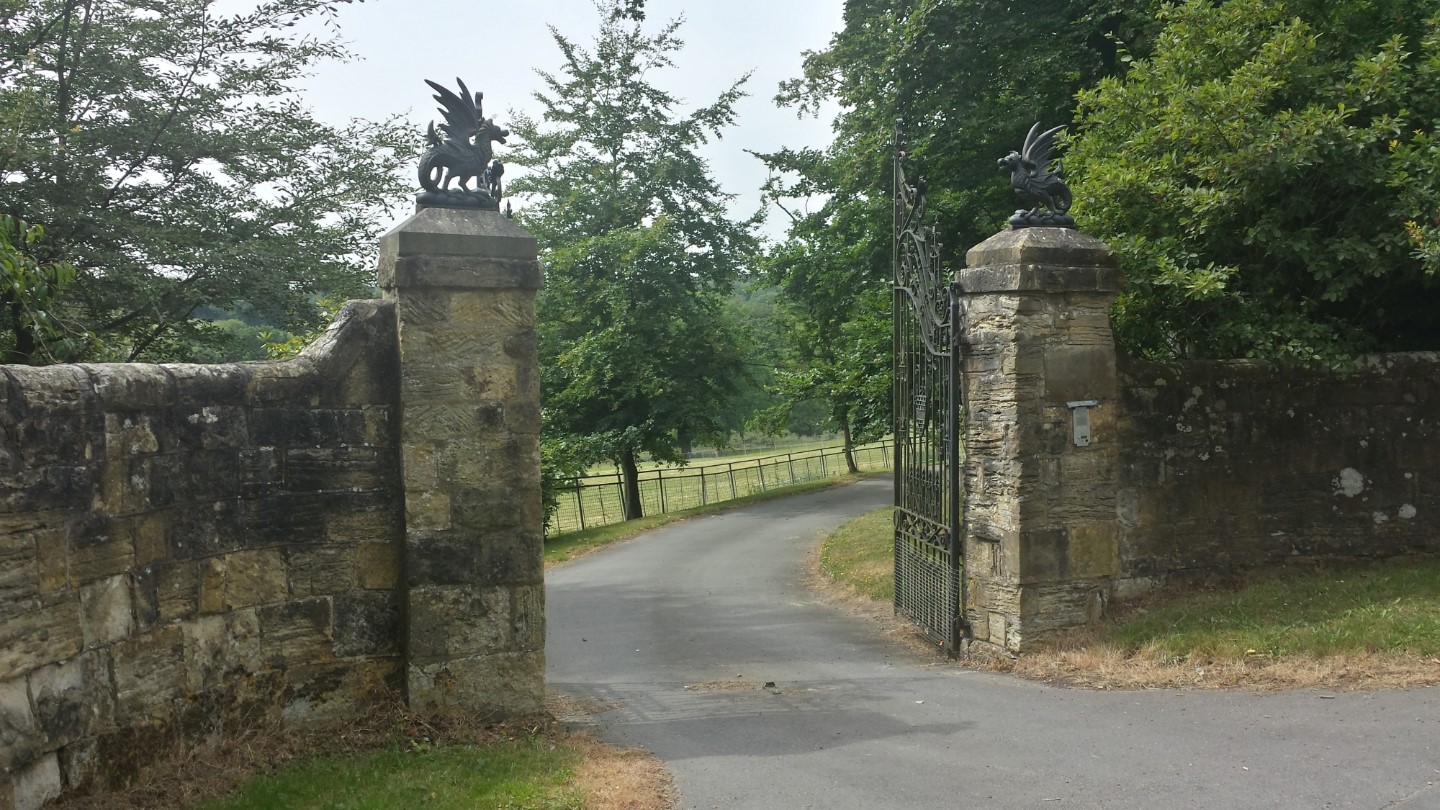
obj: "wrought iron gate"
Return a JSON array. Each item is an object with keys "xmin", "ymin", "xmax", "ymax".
[{"xmin": 892, "ymin": 135, "xmax": 964, "ymax": 652}]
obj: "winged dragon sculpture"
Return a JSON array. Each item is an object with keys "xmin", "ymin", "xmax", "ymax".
[
  {"xmin": 416, "ymin": 78, "xmax": 509, "ymax": 210},
  {"xmin": 998, "ymin": 123, "xmax": 1075, "ymax": 229}
]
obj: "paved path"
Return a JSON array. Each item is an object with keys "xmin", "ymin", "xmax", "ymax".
[{"xmin": 546, "ymin": 477, "xmax": 1440, "ymax": 810}]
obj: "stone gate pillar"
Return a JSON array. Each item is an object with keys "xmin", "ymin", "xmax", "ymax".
[
  {"xmin": 956, "ymin": 227, "xmax": 1121, "ymax": 655},
  {"xmin": 378, "ymin": 207, "xmax": 544, "ymax": 717}
]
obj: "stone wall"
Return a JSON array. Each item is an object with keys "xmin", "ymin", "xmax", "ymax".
[
  {"xmin": 0, "ymin": 300, "xmax": 403, "ymax": 807},
  {"xmin": 955, "ymin": 225, "xmax": 1440, "ymax": 654},
  {"xmin": 0, "ymin": 206, "xmax": 546, "ymax": 809},
  {"xmin": 1115, "ymin": 351, "xmax": 1440, "ymax": 596}
]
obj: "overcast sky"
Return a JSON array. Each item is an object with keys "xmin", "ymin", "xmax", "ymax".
[{"xmin": 290, "ymin": 0, "xmax": 845, "ymax": 239}]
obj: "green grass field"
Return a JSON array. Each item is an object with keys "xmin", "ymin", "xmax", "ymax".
[
  {"xmin": 550, "ymin": 441, "xmax": 892, "ymax": 534},
  {"xmin": 821, "ymin": 507, "xmax": 1440, "ymax": 661},
  {"xmin": 199, "ymin": 738, "xmax": 582, "ymax": 810}
]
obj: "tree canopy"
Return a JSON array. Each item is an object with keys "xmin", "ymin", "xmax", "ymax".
[
  {"xmin": 0, "ymin": 0, "xmax": 415, "ymax": 363},
  {"xmin": 1069, "ymin": 0, "xmax": 1440, "ymax": 361},
  {"xmin": 754, "ymin": 0, "xmax": 1156, "ymax": 454},
  {"xmin": 509, "ymin": 0, "xmax": 757, "ymax": 519}
]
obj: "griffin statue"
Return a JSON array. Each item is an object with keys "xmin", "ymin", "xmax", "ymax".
[
  {"xmin": 998, "ymin": 123, "xmax": 1075, "ymax": 229},
  {"xmin": 416, "ymin": 78, "xmax": 509, "ymax": 211}
]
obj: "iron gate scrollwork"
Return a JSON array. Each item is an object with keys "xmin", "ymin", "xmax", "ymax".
[{"xmin": 892, "ymin": 129, "xmax": 964, "ymax": 653}]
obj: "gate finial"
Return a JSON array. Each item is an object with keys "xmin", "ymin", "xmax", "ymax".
[{"xmin": 998, "ymin": 122, "xmax": 1075, "ymax": 229}]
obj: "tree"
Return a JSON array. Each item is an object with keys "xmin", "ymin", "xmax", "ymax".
[
  {"xmin": 0, "ymin": 213, "xmax": 91, "ymax": 363},
  {"xmin": 755, "ymin": 0, "xmax": 1158, "ymax": 456},
  {"xmin": 1069, "ymin": 0, "xmax": 1440, "ymax": 361},
  {"xmin": 509, "ymin": 1, "xmax": 757, "ymax": 520},
  {"xmin": 0, "ymin": 0, "xmax": 415, "ymax": 363}
]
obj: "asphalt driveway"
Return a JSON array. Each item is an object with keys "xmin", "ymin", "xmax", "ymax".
[{"xmin": 545, "ymin": 477, "xmax": 1440, "ymax": 810}]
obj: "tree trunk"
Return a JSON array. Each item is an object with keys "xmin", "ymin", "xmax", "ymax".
[
  {"xmin": 840, "ymin": 411, "xmax": 859, "ymax": 474},
  {"xmin": 620, "ymin": 449, "xmax": 644, "ymax": 521}
]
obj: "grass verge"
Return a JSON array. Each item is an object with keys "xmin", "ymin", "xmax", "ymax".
[
  {"xmin": 818, "ymin": 506, "xmax": 894, "ymax": 603},
  {"xmin": 815, "ymin": 507, "xmax": 1440, "ymax": 690},
  {"xmin": 54, "ymin": 696, "xmax": 673, "ymax": 810},
  {"xmin": 545, "ymin": 473, "xmax": 879, "ymax": 566}
]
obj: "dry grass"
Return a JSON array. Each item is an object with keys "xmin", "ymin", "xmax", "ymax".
[
  {"xmin": 1001, "ymin": 631, "xmax": 1440, "ymax": 691},
  {"xmin": 545, "ymin": 692, "xmax": 675, "ymax": 810},
  {"xmin": 566, "ymin": 733, "xmax": 676, "ymax": 810}
]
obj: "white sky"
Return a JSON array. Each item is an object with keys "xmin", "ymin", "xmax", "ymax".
[{"xmin": 290, "ymin": 0, "xmax": 845, "ymax": 240}]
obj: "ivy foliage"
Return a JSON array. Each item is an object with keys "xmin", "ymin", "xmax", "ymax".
[{"xmin": 1069, "ymin": 0, "xmax": 1440, "ymax": 361}]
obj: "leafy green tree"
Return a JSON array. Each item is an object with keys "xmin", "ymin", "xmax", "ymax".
[
  {"xmin": 509, "ymin": 1, "xmax": 757, "ymax": 520},
  {"xmin": 0, "ymin": 0, "xmax": 415, "ymax": 362},
  {"xmin": 0, "ymin": 214, "xmax": 92, "ymax": 363},
  {"xmin": 755, "ymin": 0, "xmax": 1157, "ymax": 456},
  {"xmin": 1070, "ymin": 0, "xmax": 1440, "ymax": 361}
]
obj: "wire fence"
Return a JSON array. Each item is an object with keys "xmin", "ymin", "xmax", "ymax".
[{"xmin": 548, "ymin": 440, "xmax": 894, "ymax": 534}]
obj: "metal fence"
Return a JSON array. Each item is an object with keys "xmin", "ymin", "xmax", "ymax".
[{"xmin": 548, "ymin": 441, "xmax": 893, "ymax": 534}]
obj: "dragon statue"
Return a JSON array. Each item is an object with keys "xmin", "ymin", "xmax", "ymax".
[
  {"xmin": 416, "ymin": 78, "xmax": 509, "ymax": 210},
  {"xmin": 998, "ymin": 123, "xmax": 1075, "ymax": 229}
]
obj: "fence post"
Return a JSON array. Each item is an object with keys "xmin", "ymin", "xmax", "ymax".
[
  {"xmin": 659, "ymin": 473, "xmax": 667, "ymax": 514},
  {"xmin": 757, "ymin": 458, "xmax": 766, "ymax": 491},
  {"xmin": 787, "ymin": 453, "xmax": 796, "ymax": 485},
  {"xmin": 820, "ymin": 451, "xmax": 827, "ymax": 478},
  {"xmin": 700, "ymin": 469, "xmax": 708, "ymax": 505},
  {"xmin": 728, "ymin": 463, "xmax": 738, "ymax": 499},
  {"xmin": 575, "ymin": 485, "xmax": 585, "ymax": 531}
]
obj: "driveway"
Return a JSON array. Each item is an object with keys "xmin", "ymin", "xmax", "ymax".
[{"xmin": 545, "ymin": 477, "xmax": 1440, "ymax": 809}]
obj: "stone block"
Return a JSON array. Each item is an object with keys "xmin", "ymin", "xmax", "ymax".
[
  {"xmin": 258, "ymin": 598, "xmax": 333, "ymax": 668},
  {"xmin": 406, "ymin": 585, "xmax": 509, "ymax": 663},
  {"xmin": 173, "ymin": 405, "xmax": 249, "ymax": 449},
  {"xmin": 405, "ymin": 491, "xmax": 451, "ymax": 532},
  {"xmin": 28, "ymin": 651, "xmax": 112, "ymax": 749},
  {"xmin": 0, "ymin": 676, "xmax": 38, "ymax": 771},
  {"xmin": 103, "ymin": 412, "xmax": 160, "ymax": 458},
  {"xmin": 399, "ymin": 403, "xmax": 489, "ymax": 442},
  {"xmin": 12, "ymin": 751, "xmax": 62, "ymax": 810},
  {"xmin": 112, "ymin": 626, "xmax": 185, "ymax": 723},
  {"xmin": 1068, "ymin": 522, "xmax": 1118, "ymax": 579},
  {"xmin": 485, "ymin": 529, "xmax": 544, "ymax": 588},
  {"xmin": 288, "ymin": 544, "xmax": 357, "ymax": 597},
  {"xmin": 379, "ymin": 206, "xmax": 538, "ymax": 260},
  {"xmin": 405, "ymin": 531, "xmax": 479, "ymax": 587},
  {"xmin": 78, "ymin": 575, "xmax": 134, "ymax": 647},
  {"xmin": 238, "ymin": 447, "xmax": 283, "ymax": 495},
  {"xmin": 512, "ymin": 585, "xmax": 544, "ymax": 652},
  {"xmin": 333, "ymin": 591, "xmax": 400, "ymax": 658},
  {"xmin": 357, "ymin": 541, "xmax": 401, "ymax": 589},
  {"xmin": 401, "ymin": 443, "xmax": 439, "ymax": 490},
  {"xmin": 198, "ymin": 557, "xmax": 226, "ymax": 614},
  {"xmin": 0, "ymin": 600, "xmax": 82, "ymax": 678},
  {"xmin": 183, "ymin": 615, "xmax": 233, "ymax": 692},
  {"xmin": 223, "ymin": 549, "xmax": 288, "ymax": 609},
  {"xmin": 395, "ymin": 290, "xmax": 453, "ymax": 327},
  {"xmin": 451, "ymin": 485, "xmax": 536, "ymax": 533},
  {"xmin": 286, "ymin": 447, "xmax": 386, "ymax": 492},
  {"xmin": 241, "ymin": 494, "xmax": 327, "ymax": 548},
  {"xmin": 0, "ymin": 529, "xmax": 42, "ymax": 616},
  {"xmin": 69, "ymin": 521, "xmax": 133, "ymax": 585},
  {"xmin": 328, "ymin": 500, "xmax": 401, "ymax": 545},
  {"xmin": 407, "ymin": 650, "xmax": 546, "ymax": 720},
  {"xmin": 123, "ymin": 512, "xmax": 169, "ymax": 568}
]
